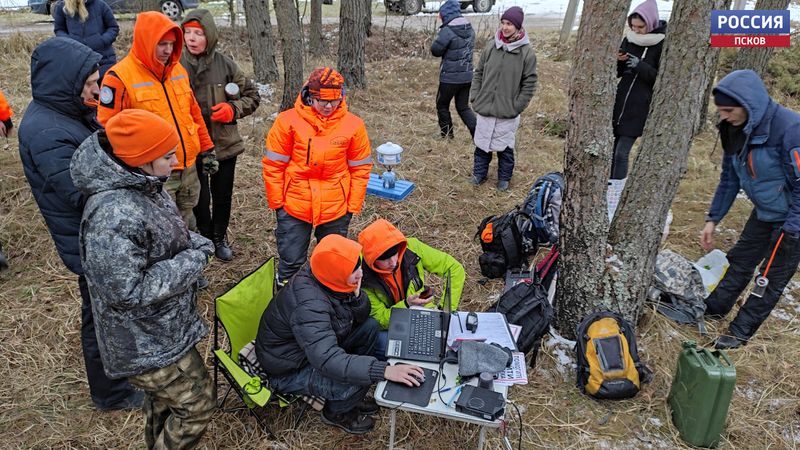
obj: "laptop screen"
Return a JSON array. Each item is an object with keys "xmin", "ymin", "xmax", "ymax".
[{"xmin": 440, "ymin": 270, "xmax": 452, "ymax": 358}]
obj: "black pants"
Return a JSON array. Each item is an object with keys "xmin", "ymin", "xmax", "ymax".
[
  {"xmin": 275, "ymin": 208, "xmax": 352, "ymax": 283},
  {"xmin": 194, "ymin": 156, "xmax": 237, "ymax": 241},
  {"xmin": 78, "ymin": 275, "xmax": 137, "ymax": 408},
  {"xmin": 436, "ymin": 82, "xmax": 476, "ymax": 138},
  {"xmin": 705, "ymin": 211, "xmax": 800, "ymax": 340},
  {"xmin": 473, "ymin": 146, "xmax": 515, "ymax": 181},
  {"xmin": 610, "ymin": 135, "xmax": 637, "ymax": 180}
]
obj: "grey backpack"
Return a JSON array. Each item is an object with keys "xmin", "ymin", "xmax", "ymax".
[{"xmin": 650, "ymin": 250, "xmax": 707, "ymax": 334}]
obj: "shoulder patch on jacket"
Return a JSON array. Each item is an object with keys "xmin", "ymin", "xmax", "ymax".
[{"xmin": 99, "ymin": 86, "xmax": 115, "ymax": 108}]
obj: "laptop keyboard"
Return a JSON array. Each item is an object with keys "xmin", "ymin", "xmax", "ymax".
[{"xmin": 408, "ymin": 313, "xmax": 436, "ymax": 356}]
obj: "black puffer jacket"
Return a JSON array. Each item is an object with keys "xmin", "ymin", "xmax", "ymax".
[
  {"xmin": 18, "ymin": 37, "xmax": 101, "ymax": 275},
  {"xmin": 255, "ymin": 265, "xmax": 388, "ymax": 385},
  {"xmin": 613, "ymin": 20, "xmax": 667, "ymax": 137}
]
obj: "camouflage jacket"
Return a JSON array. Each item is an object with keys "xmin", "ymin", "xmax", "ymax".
[{"xmin": 71, "ymin": 132, "xmax": 213, "ymax": 378}]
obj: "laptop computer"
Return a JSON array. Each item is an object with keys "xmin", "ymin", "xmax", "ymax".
[{"xmin": 386, "ymin": 271, "xmax": 453, "ymax": 363}]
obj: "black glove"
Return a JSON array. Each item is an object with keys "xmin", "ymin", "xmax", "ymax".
[
  {"xmin": 200, "ymin": 150, "xmax": 219, "ymax": 176},
  {"xmin": 626, "ymin": 55, "xmax": 640, "ymax": 70}
]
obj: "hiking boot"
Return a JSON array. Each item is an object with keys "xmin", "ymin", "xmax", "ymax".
[
  {"xmin": 714, "ymin": 333, "xmax": 745, "ymax": 350},
  {"xmin": 497, "ymin": 180, "xmax": 510, "ymax": 191},
  {"xmin": 214, "ymin": 236, "xmax": 233, "ymax": 262},
  {"xmin": 97, "ymin": 390, "xmax": 144, "ymax": 412},
  {"xmin": 197, "ymin": 275, "xmax": 210, "ymax": 290},
  {"xmin": 471, "ymin": 175, "xmax": 487, "ymax": 185},
  {"xmin": 0, "ymin": 249, "xmax": 7, "ymax": 271},
  {"xmin": 321, "ymin": 409, "xmax": 374, "ymax": 435},
  {"xmin": 357, "ymin": 397, "xmax": 379, "ymax": 415}
]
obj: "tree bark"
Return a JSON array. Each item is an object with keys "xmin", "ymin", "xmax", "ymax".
[
  {"xmin": 309, "ymin": 0, "xmax": 324, "ymax": 56},
  {"xmin": 731, "ymin": 0, "xmax": 790, "ymax": 76},
  {"xmin": 365, "ymin": 0, "xmax": 373, "ymax": 37},
  {"xmin": 275, "ymin": 0, "xmax": 305, "ymax": 111},
  {"xmin": 555, "ymin": 0, "xmax": 630, "ymax": 338},
  {"xmin": 228, "ymin": 0, "xmax": 236, "ymax": 28},
  {"xmin": 338, "ymin": 0, "xmax": 368, "ymax": 88},
  {"xmin": 244, "ymin": 0, "xmax": 279, "ymax": 83},
  {"xmin": 605, "ymin": 0, "xmax": 730, "ymax": 326},
  {"xmin": 695, "ymin": 0, "xmax": 734, "ymax": 135}
]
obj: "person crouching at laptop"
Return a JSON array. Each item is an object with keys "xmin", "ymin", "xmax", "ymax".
[{"xmin": 254, "ymin": 234, "xmax": 424, "ymax": 434}]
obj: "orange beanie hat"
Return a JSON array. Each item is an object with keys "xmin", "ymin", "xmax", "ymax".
[
  {"xmin": 310, "ymin": 234, "xmax": 363, "ymax": 293},
  {"xmin": 106, "ymin": 109, "xmax": 179, "ymax": 167}
]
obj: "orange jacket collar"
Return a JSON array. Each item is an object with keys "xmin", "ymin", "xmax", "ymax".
[
  {"xmin": 132, "ymin": 12, "xmax": 183, "ymax": 81},
  {"xmin": 293, "ymin": 93, "xmax": 348, "ymax": 133},
  {"xmin": 358, "ymin": 219, "xmax": 408, "ymax": 273}
]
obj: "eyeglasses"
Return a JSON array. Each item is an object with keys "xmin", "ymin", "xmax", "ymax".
[{"xmin": 312, "ymin": 97, "xmax": 341, "ymax": 107}]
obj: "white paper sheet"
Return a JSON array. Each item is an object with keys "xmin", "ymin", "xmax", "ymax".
[
  {"xmin": 448, "ymin": 312, "xmax": 517, "ymax": 351},
  {"xmin": 494, "ymin": 352, "xmax": 528, "ymax": 386}
]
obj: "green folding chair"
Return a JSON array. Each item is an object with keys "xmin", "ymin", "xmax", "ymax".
[{"xmin": 213, "ymin": 257, "xmax": 304, "ymax": 437}]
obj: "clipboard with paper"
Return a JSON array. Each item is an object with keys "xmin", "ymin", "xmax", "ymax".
[{"xmin": 447, "ymin": 312, "xmax": 518, "ymax": 352}]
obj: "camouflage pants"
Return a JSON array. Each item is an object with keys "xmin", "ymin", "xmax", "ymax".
[
  {"xmin": 165, "ymin": 164, "xmax": 201, "ymax": 231},
  {"xmin": 128, "ymin": 348, "xmax": 216, "ymax": 450}
]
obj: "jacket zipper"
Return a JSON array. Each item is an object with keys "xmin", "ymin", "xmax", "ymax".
[
  {"xmin": 616, "ymin": 47, "xmax": 648, "ymax": 126},
  {"xmin": 161, "ymin": 81, "xmax": 188, "ymax": 169},
  {"xmin": 306, "ymin": 138, "xmax": 311, "ymax": 165}
]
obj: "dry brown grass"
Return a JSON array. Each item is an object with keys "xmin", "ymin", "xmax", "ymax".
[{"xmin": 0, "ymin": 24, "xmax": 799, "ymax": 449}]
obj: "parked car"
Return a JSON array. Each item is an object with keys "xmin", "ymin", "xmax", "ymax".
[
  {"xmin": 29, "ymin": 0, "xmax": 198, "ymax": 20},
  {"xmin": 385, "ymin": 0, "xmax": 492, "ymax": 15}
]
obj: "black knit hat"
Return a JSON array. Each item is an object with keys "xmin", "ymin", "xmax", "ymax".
[
  {"xmin": 713, "ymin": 90, "xmax": 742, "ymax": 107},
  {"xmin": 377, "ymin": 244, "xmax": 400, "ymax": 261}
]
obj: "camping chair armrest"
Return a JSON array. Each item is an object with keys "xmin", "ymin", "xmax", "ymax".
[{"xmin": 214, "ymin": 349, "xmax": 271, "ymax": 407}]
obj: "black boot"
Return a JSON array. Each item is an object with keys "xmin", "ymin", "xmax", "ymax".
[
  {"xmin": 321, "ymin": 408, "xmax": 375, "ymax": 434},
  {"xmin": 714, "ymin": 331, "xmax": 746, "ymax": 350},
  {"xmin": 214, "ymin": 234, "xmax": 233, "ymax": 262}
]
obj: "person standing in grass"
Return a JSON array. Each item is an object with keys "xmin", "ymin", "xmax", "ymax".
[
  {"xmin": 611, "ymin": 0, "xmax": 666, "ymax": 180},
  {"xmin": 431, "ymin": 0, "xmax": 476, "ymax": 139},
  {"xmin": 18, "ymin": 37, "xmax": 141, "ymax": 411},
  {"xmin": 72, "ymin": 109, "xmax": 216, "ymax": 448},
  {"xmin": 53, "ymin": 0, "xmax": 119, "ymax": 79},
  {"xmin": 470, "ymin": 6, "xmax": 537, "ymax": 192},
  {"xmin": 0, "ymin": 87, "xmax": 11, "ymax": 270},
  {"xmin": 181, "ymin": 9, "xmax": 260, "ymax": 262}
]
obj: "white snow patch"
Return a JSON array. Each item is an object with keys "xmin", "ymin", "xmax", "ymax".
[
  {"xmin": 772, "ymin": 308, "xmax": 793, "ymax": 322},
  {"xmin": 648, "ymin": 417, "xmax": 663, "ymax": 427},
  {"xmin": 256, "ymin": 83, "xmax": 275, "ymax": 100},
  {"xmin": 545, "ymin": 327, "xmax": 575, "ymax": 377}
]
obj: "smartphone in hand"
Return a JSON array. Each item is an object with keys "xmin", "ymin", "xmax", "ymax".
[{"xmin": 419, "ymin": 287, "xmax": 433, "ymax": 299}]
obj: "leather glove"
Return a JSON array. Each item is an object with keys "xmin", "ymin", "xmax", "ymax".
[
  {"xmin": 626, "ymin": 55, "xmax": 640, "ymax": 69},
  {"xmin": 210, "ymin": 102, "xmax": 235, "ymax": 123},
  {"xmin": 200, "ymin": 150, "xmax": 219, "ymax": 175}
]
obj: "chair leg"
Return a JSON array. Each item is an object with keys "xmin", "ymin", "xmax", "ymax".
[
  {"xmin": 218, "ymin": 384, "xmax": 233, "ymax": 409},
  {"xmin": 251, "ymin": 409, "xmax": 276, "ymax": 439},
  {"xmin": 292, "ymin": 401, "xmax": 310, "ymax": 430}
]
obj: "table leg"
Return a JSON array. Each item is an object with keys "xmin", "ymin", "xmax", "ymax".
[
  {"xmin": 477, "ymin": 426, "xmax": 486, "ymax": 450},
  {"xmin": 388, "ymin": 409, "xmax": 396, "ymax": 450}
]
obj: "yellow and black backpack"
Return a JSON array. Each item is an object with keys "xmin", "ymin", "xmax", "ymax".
[{"xmin": 575, "ymin": 311, "xmax": 652, "ymax": 399}]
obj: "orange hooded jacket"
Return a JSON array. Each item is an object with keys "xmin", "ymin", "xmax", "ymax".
[
  {"xmin": 262, "ymin": 94, "xmax": 372, "ymax": 226},
  {"xmin": 310, "ymin": 234, "xmax": 363, "ymax": 293},
  {"xmin": 359, "ymin": 219, "xmax": 407, "ymax": 302},
  {"xmin": 97, "ymin": 12, "xmax": 213, "ymax": 170},
  {"xmin": 0, "ymin": 89, "xmax": 12, "ymax": 123}
]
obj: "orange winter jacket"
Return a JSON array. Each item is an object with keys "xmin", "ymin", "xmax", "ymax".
[
  {"xmin": 262, "ymin": 95, "xmax": 372, "ymax": 226},
  {"xmin": 0, "ymin": 89, "xmax": 12, "ymax": 123},
  {"xmin": 97, "ymin": 12, "xmax": 212, "ymax": 169}
]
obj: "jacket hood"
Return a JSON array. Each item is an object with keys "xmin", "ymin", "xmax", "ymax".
[
  {"xmin": 631, "ymin": 0, "xmax": 659, "ymax": 33},
  {"xmin": 30, "ymin": 37, "xmax": 101, "ymax": 120},
  {"xmin": 713, "ymin": 69, "xmax": 770, "ymax": 135},
  {"xmin": 358, "ymin": 219, "xmax": 408, "ymax": 271},
  {"xmin": 309, "ymin": 234, "xmax": 363, "ymax": 293},
  {"xmin": 182, "ymin": 9, "xmax": 218, "ymax": 58},
  {"xmin": 440, "ymin": 0, "xmax": 461, "ymax": 26},
  {"xmin": 494, "ymin": 28, "xmax": 530, "ymax": 52},
  {"xmin": 132, "ymin": 11, "xmax": 183, "ymax": 80},
  {"xmin": 71, "ymin": 132, "xmax": 162, "ymax": 196}
]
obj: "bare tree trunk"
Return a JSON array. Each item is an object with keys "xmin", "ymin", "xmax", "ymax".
[
  {"xmin": 228, "ymin": 0, "xmax": 236, "ymax": 28},
  {"xmin": 338, "ymin": 0, "xmax": 368, "ymax": 88},
  {"xmin": 365, "ymin": 0, "xmax": 373, "ymax": 37},
  {"xmin": 554, "ymin": 0, "xmax": 630, "ymax": 338},
  {"xmin": 309, "ymin": 0, "xmax": 324, "ymax": 55},
  {"xmin": 731, "ymin": 0, "xmax": 789, "ymax": 76},
  {"xmin": 605, "ymin": 0, "xmax": 729, "ymax": 326},
  {"xmin": 695, "ymin": 0, "xmax": 734, "ymax": 135},
  {"xmin": 275, "ymin": 0, "xmax": 305, "ymax": 111},
  {"xmin": 244, "ymin": 0, "xmax": 279, "ymax": 83}
]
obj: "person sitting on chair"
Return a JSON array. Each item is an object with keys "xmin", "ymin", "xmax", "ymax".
[
  {"xmin": 358, "ymin": 218, "xmax": 466, "ymax": 360},
  {"xmin": 254, "ymin": 234, "xmax": 424, "ymax": 435}
]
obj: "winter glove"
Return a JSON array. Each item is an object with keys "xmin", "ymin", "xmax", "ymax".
[
  {"xmin": 210, "ymin": 102, "xmax": 235, "ymax": 123},
  {"xmin": 199, "ymin": 150, "xmax": 219, "ymax": 175},
  {"xmin": 625, "ymin": 55, "xmax": 640, "ymax": 70}
]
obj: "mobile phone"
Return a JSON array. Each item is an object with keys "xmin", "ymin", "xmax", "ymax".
[{"xmin": 419, "ymin": 287, "xmax": 433, "ymax": 299}]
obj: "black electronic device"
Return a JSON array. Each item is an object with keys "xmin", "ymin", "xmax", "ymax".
[
  {"xmin": 381, "ymin": 365, "xmax": 439, "ymax": 407},
  {"xmin": 466, "ymin": 312, "xmax": 478, "ymax": 333},
  {"xmin": 454, "ymin": 385, "xmax": 505, "ymax": 421}
]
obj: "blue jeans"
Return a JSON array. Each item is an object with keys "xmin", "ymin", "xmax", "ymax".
[
  {"xmin": 473, "ymin": 146, "xmax": 515, "ymax": 182},
  {"xmin": 268, "ymin": 318, "xmax": 379, "ymax": 414},
  {"xmin": 373, "ymin": 331, "xmax": 389, "ymax": 361}
]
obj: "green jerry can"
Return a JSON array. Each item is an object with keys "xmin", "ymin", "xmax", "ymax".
[{"xmin": 668, "ymin": 341, "xmax": 736, "ymax": 448}]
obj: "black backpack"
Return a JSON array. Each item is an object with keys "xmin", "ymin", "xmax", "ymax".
[
  {"xmin": 486, "ymin": 254, "xmax": 556, "ymax": 366},
  {"xmin": 476, "ymin": 209, "xmax": 535, "ymax": 279}
]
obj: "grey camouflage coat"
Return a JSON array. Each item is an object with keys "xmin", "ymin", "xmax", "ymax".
[{"xmin": 71, "ymin": 132, "xmax": 213, "ymax": 379}]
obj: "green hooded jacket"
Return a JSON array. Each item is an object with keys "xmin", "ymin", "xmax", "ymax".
[{"xmin": 181, "ymin": 9, "xmax": 260, "ymax": 161}]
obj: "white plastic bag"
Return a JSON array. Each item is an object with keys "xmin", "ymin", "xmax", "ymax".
[{"xmin": 693, "ymin": 249, "xmax": 730, "ymax": 297}]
